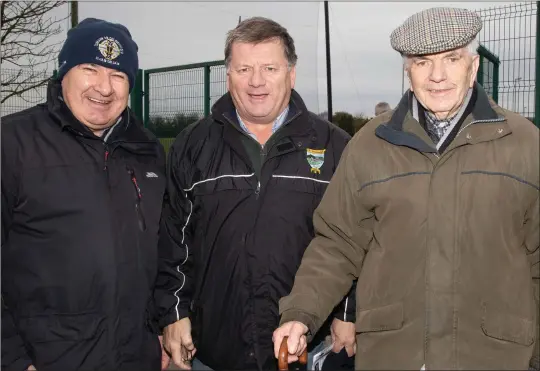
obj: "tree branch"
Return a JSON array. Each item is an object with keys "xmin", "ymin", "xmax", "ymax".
[{"xmin": 1, "ymin": 1, "xmax": 66, "ymax": 106}]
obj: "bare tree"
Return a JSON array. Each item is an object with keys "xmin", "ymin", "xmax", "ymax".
[{"xmin": 1, "ymin": 1, "xmax": 67, "ymax": 103}]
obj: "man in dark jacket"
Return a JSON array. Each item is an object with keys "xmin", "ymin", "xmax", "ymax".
[
  {"xmin": 154, "ymin": 17, "xmax": 354, "ymax": 371},
  {"xmin": 1, "ymin": 18, "xmax": 166, "ymax": 371}
]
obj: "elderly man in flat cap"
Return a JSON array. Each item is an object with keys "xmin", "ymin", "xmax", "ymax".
[{"xmin": 273, "ymin": 7, "xmax": 539, "ymax": 370}]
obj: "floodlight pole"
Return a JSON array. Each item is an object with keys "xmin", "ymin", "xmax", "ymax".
[{"xmin": 324, "ymin": 1, "xmax": 333, "ymax": 122}]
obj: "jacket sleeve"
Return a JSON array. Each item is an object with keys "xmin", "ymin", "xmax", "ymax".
[
  {"xmin": 525, "ymin": 195, "xmax": 539, "ymax": 370},
  {"xmin": 279, "ymin": 138, "xmax": 373, "ymax": 340},
  {"xmin": 1, "ymin": 134, "xmax": 33, "ymax": 371},
  {"xmin": 328, "ymin": 126, "xmax": 357, "ymax": 323},
  {"xmin": 332, "ymin": 280, "xmax": 357, "ymax": 323},
  {"xmin": 2, "ymin": 300, "xmax": 32, "ymax": 371},
  {"xmin": 153, "ymin": 133, "xmax": 196, "ymax": 330}
]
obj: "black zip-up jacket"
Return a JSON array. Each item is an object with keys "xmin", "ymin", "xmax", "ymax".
[
  {"xmin": 1, "ymin": 80, "xmax": 166, "ymax": 371},
  {"xmin": 154, "ymin": 90, "xmax": 353, "ymax": 370}
]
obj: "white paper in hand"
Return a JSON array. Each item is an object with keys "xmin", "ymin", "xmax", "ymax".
[{"xmin": 312, "ymin": 342, "xmax": 335, "ymax": 371}]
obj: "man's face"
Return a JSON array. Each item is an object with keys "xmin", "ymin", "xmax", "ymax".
[
  {"xmin": 227, "ymin": 39, "xmax": 296, "ymax": 125},
  {"xmin": 61, "ymin": 64, "xmax": 130, "ymax": 134},
  {"xmin": 407, "ymin": 47, "xmax": 479, "ymax": 120}
]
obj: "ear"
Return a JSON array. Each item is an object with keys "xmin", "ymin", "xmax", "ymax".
[
  {"xmin": 406, "ymin": 68, "xmax": 414, "ymax": 92},
  {"xmin": 289, "ymin": 65, "xmax": 296, "ymax": 89},
  {"xmin": 226, "ymin": 69, "xmax": 231, "ymax": 91},
  {"xmin": 469, "ymin": 55, "xmax": 480, "ymax": 88}
]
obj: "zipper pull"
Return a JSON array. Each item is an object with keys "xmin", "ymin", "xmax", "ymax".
[
  {"xmin": 104, "ymin": 150, "xmax": 109, "ymax": 171},
  {"xmin": 129, "ymin": 169, "xmax": 146, "ymax": 231},
  {"xmin": 129, "ymin": 170, "xmax": 142, "ymax": 199},
  {"xmin": 255, "ymin": 181, "xmax": 261, "ymax": 199}
]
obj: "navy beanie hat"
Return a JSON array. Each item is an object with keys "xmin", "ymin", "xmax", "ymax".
[{"xmin": 57, "ymin": 18, "xmax": 139, "ymax": 90}]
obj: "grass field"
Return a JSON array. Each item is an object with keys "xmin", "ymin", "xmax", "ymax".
[{"xmin": 158, "ymin": 138, "xmax": 175, "ymax": 156}]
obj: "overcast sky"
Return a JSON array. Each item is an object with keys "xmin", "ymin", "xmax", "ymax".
[{"xmin": 4, "ymin": 1, "xmax": 531, "ymax": 118}]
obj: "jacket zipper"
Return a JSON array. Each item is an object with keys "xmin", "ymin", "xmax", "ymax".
[
  {"xmin": 128, "ymin": 168, "xmax": 147, "ymax": 232},
  {"xmin": 222, "ymin": 111, "xmax": 301, "ymax": 199},
  {"xmin": 104, "ymin": 148, "xmax": 109, "ymax": 171},
  {"xmin": 255, "ymin": 181, "xmax": 261, "ymax": 199},
  {"xmin": 456, "ymin": 117, "xmax": 506, "ymax": 137},
  {"xmin": 434, "ymin": 117, "xmax": 507, "ymax": 162}
]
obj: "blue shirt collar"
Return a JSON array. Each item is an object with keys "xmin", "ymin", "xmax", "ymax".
[{"xmin": 236, "ymin": 105, "xmax": 290, "ymax": 141}]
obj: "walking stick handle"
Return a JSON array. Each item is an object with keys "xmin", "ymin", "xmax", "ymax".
[{"xmin": 278, "ymin": 336, "xmax": 308, "ymax": 370}]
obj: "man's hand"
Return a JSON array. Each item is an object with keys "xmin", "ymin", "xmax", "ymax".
[
  {"xmin": 163, "ymin": 318, "xmax": 196, "ymax": 370},
  {"xmin": 159, "ymin": 335, "xmax": 171, "ymax": 370},
  {"xmin": 330, "ymin": 318, "xmax": 356, "ymax": 357},
  {"xmin": 272, "ymin": 321, "xmax": 309, "ymax": 364}
]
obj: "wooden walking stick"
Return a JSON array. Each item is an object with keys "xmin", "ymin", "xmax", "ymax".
[{"xmin": 278, "ymin": 336, "xmax": 308, "ymax": 371}]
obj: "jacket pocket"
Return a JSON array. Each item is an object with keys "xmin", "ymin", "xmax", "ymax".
[
  {"xmin": 356, "ymin": 302, "xmax": 404, "ymax": 333},
  {"xmin": 270, "ymin": 174, "xmax": 329, "ymax": 195},
  {"xmin": 481, "ymin": 305, "xmax": 535, "ymax": 346},
  {"xmin": 18, "ymin": 312, "xmax": 108, "ymax": 370},
  {"xmin": 18, "ymin": 312, "xmax": 105, "ymax": 343}
]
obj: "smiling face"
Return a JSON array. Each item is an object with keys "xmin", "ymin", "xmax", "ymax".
[
  {"xmin": 407, "ymin": 46, "xmax": 479, "ymax": 120},
  {"xmin": 226, "ymin": 38, "xmax": 296, "ymax": 126},
  {"xmin": 61, "ymin": 63, "xmax": 130, "ymax": 135}
]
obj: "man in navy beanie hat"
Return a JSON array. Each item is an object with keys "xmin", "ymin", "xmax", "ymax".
[
  {"xmin": 2, "ymin": 18, "xmax": 168, "ymax": 371},
  {"xmin": 57, "ymin": 18, "xmax": 139, "ymax": 90}
]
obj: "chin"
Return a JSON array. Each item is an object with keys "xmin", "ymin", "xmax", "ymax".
[
  {"xmin": 86, "ymin": 116, "xmax": 113, "ymax": 127},
  {"xmin": 246, "ymin": 109, "xmax": 272, "ymax": 118},
  {"xmin": 425, "ymin": 101, "xmax": 457, "ymax": 113}
]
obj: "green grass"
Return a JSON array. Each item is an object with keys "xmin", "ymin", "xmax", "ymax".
[{"xmin": 158, "ymin": 137, "xmax": 175, "ymax": 156}]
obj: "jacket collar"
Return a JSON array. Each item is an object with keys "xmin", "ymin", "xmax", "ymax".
[
  {"xmin": 375, "ymin": 82, "xmax": 507, "ymax": 153},
  {"xmin": 211, "ymin": 89, "xmax": 313, "ymax": 138}
]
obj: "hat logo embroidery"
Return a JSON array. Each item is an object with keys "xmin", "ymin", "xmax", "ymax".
[
  {"xmin": 306, "ymin": 148, "xmax": 325, "ymax": 174},
  {"xmin": 94, "ymin": 36, "xmax": 123, "ymax": 65}
]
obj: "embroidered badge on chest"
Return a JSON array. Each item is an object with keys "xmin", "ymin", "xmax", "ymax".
[{"xmin": 306, "ymin": 148, "xmax": 325, "ymax": 174}]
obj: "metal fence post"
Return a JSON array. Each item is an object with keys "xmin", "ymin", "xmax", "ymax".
[
  {"xmin": 493, "ymin": 62, "xmax": 499, "ymax": 104},
  {"xmin": 476, "ymin": 44, "xmax": 500, "ymax": 102},
  {"xmin": 477, "ymin": 54, "xmax": 484, "ymax": 86},
  {"xmin": 130, "ymin": 69, "xmax": 143, "ymax": 121},
  {"xmin": 535, "ymin": 2, "xmax": 539, "ymax": 127},
  {"xmin": 204, "ymin": 65, "xmax": 211, "ymax": 117},
  {"xmin": 143, "ymin": 70, "xmax": 150, "ymax": 128}
]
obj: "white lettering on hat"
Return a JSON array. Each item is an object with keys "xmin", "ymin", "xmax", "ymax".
[{"xmin": 95, "ymin": 56, "xmax": 120, "ymax": 66}]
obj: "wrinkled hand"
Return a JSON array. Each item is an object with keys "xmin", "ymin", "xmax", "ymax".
[
  {"xmin": 331, "ymin": 318, "xmax": 356, "ymax": 357},
  {"xmin": 272, "ymin": 321, "xmax": 309, "ymax": 364},
  {"xmin": 159, "ymin": 335, "xmax": 171, "ymax": 370},
  {"xmin": 163, "ymin": 318, "xmax": 196, "ymax": 370}
]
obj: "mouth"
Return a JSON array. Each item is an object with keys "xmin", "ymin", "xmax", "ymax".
[
  {"xmin": 87, "ymin": 97, "xmax": 112, "ymax": 106},
  {"xmin": 248, "ymin": 93, "xmax": 269, "ymax": 101},
  {"xmin": 427, "ymin": 88, "xmax": 453, "ymax": 96}
]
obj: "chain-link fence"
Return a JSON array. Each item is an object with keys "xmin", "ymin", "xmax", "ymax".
[
  {"xmin": 138, "ymin": 61, "xmax": 227, "ymax": 138},
  {"xmin": 1, "ymin": 68, "xmax": 53, "ymax": 117},
  {"xmin": 476, "ymin": 2, "xmax": 538, "ymax": 125}
]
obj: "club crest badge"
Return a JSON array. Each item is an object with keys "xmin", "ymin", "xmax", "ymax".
[
  {"xmin": 94, "ymin": 36, "xmax": 123, "ymax": 65},
  {"xmin": 306, "ymin": 148, "xmax": 325, "ymax": 174}
]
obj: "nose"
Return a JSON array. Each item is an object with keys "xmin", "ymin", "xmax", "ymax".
[
  {"xmin": 248, "ymin": 68, "xmax": 265, "ymax": 88},
  {"xmin": 428, "ymin": 59, "xmax": 447, "ymax": 83},
  {"xmin": 93, "ymin": 74, "xmax": 113, "ymax": 96}
]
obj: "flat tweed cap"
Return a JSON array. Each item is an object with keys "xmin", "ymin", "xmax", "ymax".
[{"xmin": 390, "ymin": 7, "xmax": 482, "ymax": 55}]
